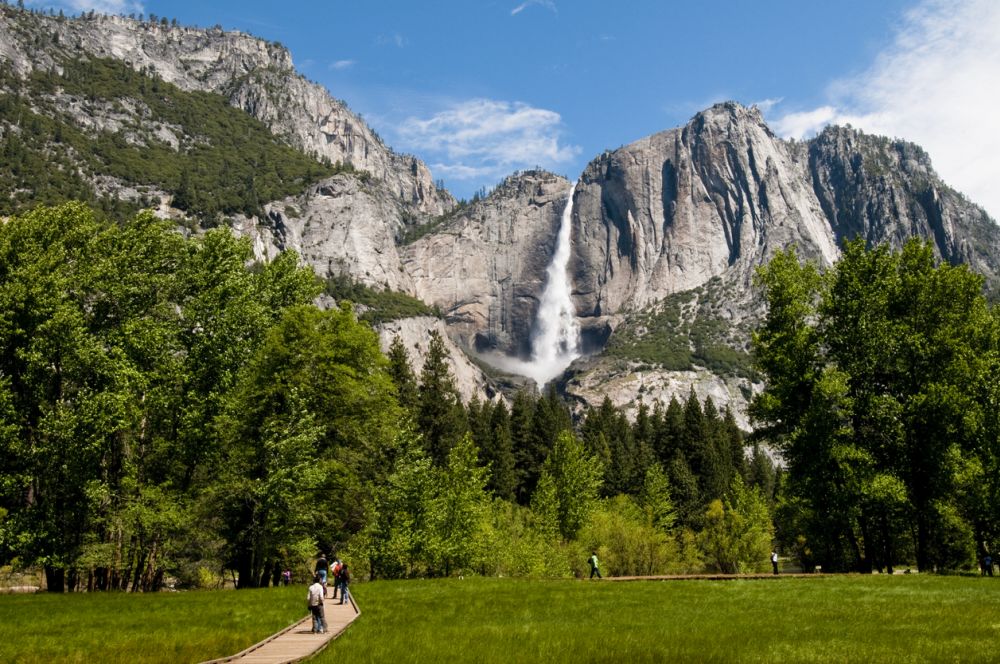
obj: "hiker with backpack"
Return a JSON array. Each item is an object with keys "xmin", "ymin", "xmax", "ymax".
[
  {"xmin": 338, "ymin": 563, "xmax": 351, "ymax": 604},
  {"xmin": 307, "ymin": 574, "xmax": 326, "ymax": 634},
  {"xmin": 331, "ymin": 558, "xmax": 343, "ymax": 600}
]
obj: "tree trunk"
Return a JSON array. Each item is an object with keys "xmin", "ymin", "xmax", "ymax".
[
  {"xmin": 916, "ymin": 513, "xmax": 930, "ymax": 572},
  {"xmin": 44, "ymin": 565, "xmax": 64, "ymax": 593}
]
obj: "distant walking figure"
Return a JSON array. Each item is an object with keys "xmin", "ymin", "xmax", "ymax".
[
  {"xmin": 588, "ymin": 552, "xmax": 602, "ymax": 579},
  {"xmin": 331, "ymin": 558, "xmax": 342, "ymax": 599},
  {"xmin": 338, "ymin": 563, "xmax": 351, "ymax": 604},
  {"xmin": 771, "ymin": 551, "xmax": 779, "ymax": 575},
  {"xmin": 315, "ymin": 553, "xmax": 329, "ymax": 597},
  {"xmin": 983, "ymin": 554, "xmax": 993, "ymax": 577},
  {"xmin": 307, "ymin": 574, "xmax": 326, "ymax": 634}
]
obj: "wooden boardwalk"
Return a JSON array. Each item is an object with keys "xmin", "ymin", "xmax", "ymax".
[
  {"xmin": 607, "ymin": 572, "xmax": 824, "ymax": 581},
  {"xmin": 200, "ymin": 593, "xmax": 360, "ymax": 664}
]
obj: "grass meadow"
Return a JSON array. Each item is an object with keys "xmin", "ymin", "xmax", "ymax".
[
  {"xmin": 1, "ymin": 575, "xmax": 998, "ymax": 663},
  {"xmin": 0, "ymin": 584, "xmax": 303, "ymax": 663},
  {"xmin": 326, "ymin": 575, "xmax": 1000, "ymax": 663}
]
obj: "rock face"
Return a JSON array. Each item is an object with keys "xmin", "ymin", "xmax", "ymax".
[
  {"xmin": 572, "ymin": 103, "xmax": 840, "ymax": 322},
  {"xmin": 572, "ymin": 102, "xmax": 1000, "ymax": 322},
  {"xmin": 234, "ymin": 174, "xmax": 414, "ymax": 291},
  {"xmin": 0, "ymin": 8, "xmax": 453, "ymax": 218},
  {"xmin": 403, "ymin": 171, "xmax": 573, "ymax": 356},
  {"xmin": 377, "ymin": 317, "xmax": 491, "ymax": 403},
  {"xmin": 562, "ymin": 102, "xmax": 1000, "ymax": 421},
  {"xmin": 806, "ymin": 126, "xmax": 1000, "ymax": 287}
]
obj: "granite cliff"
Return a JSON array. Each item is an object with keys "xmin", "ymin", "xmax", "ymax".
[{"xmin": 3, "ymin": 8, "xmax": 999, "ymax": 419}]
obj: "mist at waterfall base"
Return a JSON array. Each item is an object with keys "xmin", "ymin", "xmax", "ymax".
[{"xmin": 480, "ymin": 183, "xmax": 581, "ymax": 388}]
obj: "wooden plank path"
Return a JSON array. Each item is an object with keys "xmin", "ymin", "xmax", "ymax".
[
  {"xmin": 607, "ymin": 573, "xmax": 824, "ymax": 581},
  {"xmin": 200, "ymin": 593, "xmax": 360, "ymax": 664}
]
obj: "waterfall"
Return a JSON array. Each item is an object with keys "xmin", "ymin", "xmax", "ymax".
[{"xmin": 524, "ymin": 181, "xmax": 581, "ymax": 387}]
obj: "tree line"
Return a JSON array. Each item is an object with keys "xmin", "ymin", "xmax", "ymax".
[
  {"xmin": 752, "ymin": 240, "xmax": 1000, "ymax": 573},
  {"xmin": 1, "ymin": 204, "xmax": 993, "ymax": 590},
  {"xmin": 0, "ymin": 204, "xmax": 780, "ymax": 591}
]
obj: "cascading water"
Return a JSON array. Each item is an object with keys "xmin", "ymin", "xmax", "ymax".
[{"xmin": 522, "ymin": 181, "xmax": 581, "ymax": 387}]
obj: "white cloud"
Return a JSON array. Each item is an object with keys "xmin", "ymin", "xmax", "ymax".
[
  {"xmin": 511, "ymin": 0, "xmax": 556, "ymax": 16},
  {"xmin": 770, "ymin": 0, "xmax": 1000, "ymax": 220},
  {"xmin": 750, "ymin": 97, "xmax": 784, "ymax": 114},
  {"xmin": 770, "ymin": 105, "xmax": 838, "ymax": 138},
  {"xmin": 396, "ymin": 98, "xmax": 580, "ymax": 180},
  {"xmin": 329, "ymin": 59, "xmax": 356, "ymax": 71},
  {"xmin": 27, "ymin": 0, "xmax": 143, "ymax": 14},
  {"xmin": 428, "ymin": 163, "xmax": 494, "ymax": 180}
]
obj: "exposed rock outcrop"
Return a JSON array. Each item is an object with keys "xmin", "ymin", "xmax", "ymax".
[
  {"xmin": 563, "ymin": 102, "xmax": 1000, "ymax": 421},
  {"xmin": 403, "ymin": 171, "xmax": 573, "ymax": 356},
  {"xmin": 377, "ymin": 317, "xmax": 491, "ymax": 404},
  {"xmin": 571, "ymin": 103, "xmax": 840, "ymax": 322},
  {"xmin": 0, "ymin": 7, "xmax": 453, "ymax": 218},
  {"xmin": 233, "ymin": 173, "xmax": 413, "ymax": 291}
]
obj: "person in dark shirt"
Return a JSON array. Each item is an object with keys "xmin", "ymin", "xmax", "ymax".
[{"xmin": 315, "ymin": 554, "xmax": 329, "ymax": 597}]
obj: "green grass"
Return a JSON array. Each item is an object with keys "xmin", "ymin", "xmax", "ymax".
[
  {"xmin": 0, "ymin": 585, "xmax": 304, "ymax": 664},
  {"xmin": 325, "ymin": 576, "xmax": 1000, "ymax": 663},
  {"xmin": 3, "ymin": 576, "xmax": 998, "ymax": 663}
]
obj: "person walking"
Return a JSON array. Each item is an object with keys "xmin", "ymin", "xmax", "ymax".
[
  {"xmin": 588, "ymin": 552, "xmax": 602, "ymax": 579},
  {"xmin": 315, "ymin": 553, "xmax": 329, "ymax": 597},
  {"xmin": 771, "ymin": 551, "xmax": 779, "ymax": 575},
  {"xmin": 331, "ymin": 558, "xmax": 342, "ymax": 600},
  {"xmin": 307, "ymin": 574, "xmax": 326, "ymax": 634},
  {"xmin": 338, "ymin": 563, "xmax": 351, "ymax": 604}
]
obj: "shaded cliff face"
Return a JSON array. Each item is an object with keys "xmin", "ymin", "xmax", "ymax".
[
  {"xmin": 403, "ymin": 171, "xmax": 573, "ymax": 355},
  {"xmin": 0, "ymin": 8, "xmax": 453, "ymax": 218},
  {"xmin": 806, "ymin": 126, "xmax": 1000, "ymax": 288}
]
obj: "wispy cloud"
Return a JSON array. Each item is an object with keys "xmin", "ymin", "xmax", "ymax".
[
  {"xmin": 769, "ymin": 0, "xmax": 1000, "ymax": 220},
  {"xmin": 329, "ymin": 59, "xmax": 356, "ymax": 71},
  {"xmin": 750, "ymin": 97, "xmax": 783, "ymax": 114},
  {"xmin": 396, "ymin": 98, "xmax": 580, "ymax": 181},
  {"xmin": 375, "ymin": 32, "xmax": 407, "ymax": 48},
  {"xmin": 27, "ymin": 0, "xmax": 143, "ymax": 14},
  {"xmin": 511, "ymin": 0, "xmax": 556, "ymax": 17}
]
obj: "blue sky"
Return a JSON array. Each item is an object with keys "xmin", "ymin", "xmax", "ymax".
[{"xmin": 25, "ymin": 1, "xmax": 1000, "ymax": 218}]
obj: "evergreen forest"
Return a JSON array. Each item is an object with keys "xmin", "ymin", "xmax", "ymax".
[{"xmin": 0, "ymin": 204, "xmax": 997, "ymax": 592}]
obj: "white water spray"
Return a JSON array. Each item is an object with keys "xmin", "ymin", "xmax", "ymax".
[
  {"xmin": 477, "ymin": 182, "xmax": 582, "ymax": 387},
  {"xmin": 522, "ymin": 181, "xmax": 581, "ymax": 386}
]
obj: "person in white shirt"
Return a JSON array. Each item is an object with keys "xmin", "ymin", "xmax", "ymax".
[{"xmin": 307, "ymin": 574, "xmax": 326, "ymax": 634}]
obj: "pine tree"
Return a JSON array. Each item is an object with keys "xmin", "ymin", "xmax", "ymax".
[
  {"xmin": 386, "ymin": 335, "xmax": 419, "ymax": 413},
  {"xmin": 417, "ymin": 330, "xmax": 467, "ymax": 465},
  {"xmin": 486, "ymin": 401, "xmax": 517, "ymax": 501},
  {"xmin": 510, "ymin": 390, "xmax": 536, "ymax": 504}
]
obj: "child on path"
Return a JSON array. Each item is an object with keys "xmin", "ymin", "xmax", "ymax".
[{"xmin": 307, "ymin": 574, "xmax": 326, "ymax": 634}]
